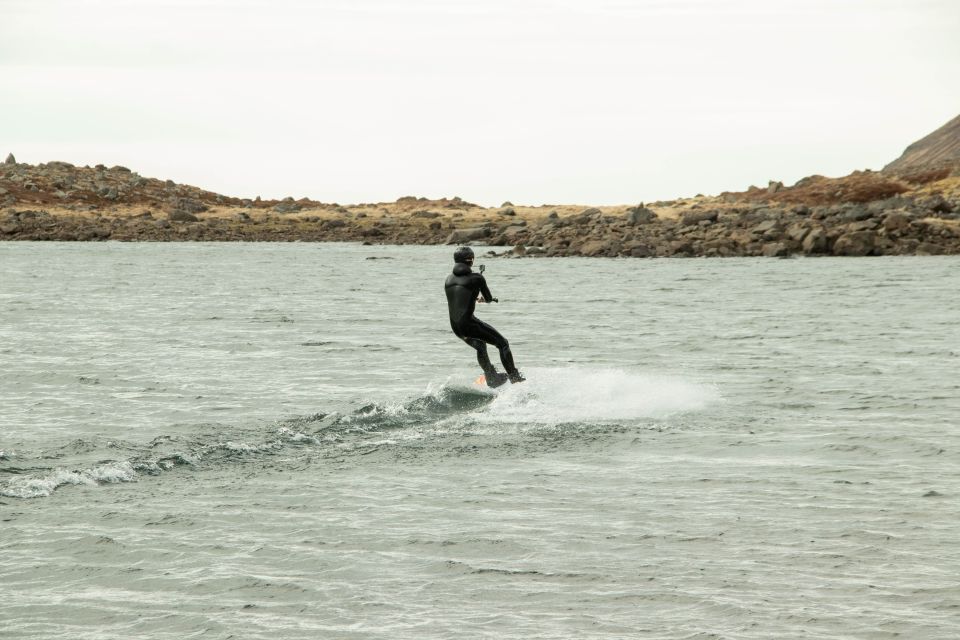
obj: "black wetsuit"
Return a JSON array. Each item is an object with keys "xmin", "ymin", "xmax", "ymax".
[{"xmin": 444, "ymin": 262, "xmax": 519, "ymax": 380}]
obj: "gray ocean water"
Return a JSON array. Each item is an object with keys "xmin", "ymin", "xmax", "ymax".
[{"xmin": 1, "ymin": 242, "xmax": 958, "ymax": 639}]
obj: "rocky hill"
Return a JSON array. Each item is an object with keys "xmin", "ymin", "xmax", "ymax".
[
  {"xmin": 2, "ymin": 119, "xmax": 960, "ymax": 257},
  {"xmin": 884, "ymin": 114, "xmax": 960, "ymax": 178}
]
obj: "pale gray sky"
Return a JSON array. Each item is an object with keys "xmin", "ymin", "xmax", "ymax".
[{"xmin": 2, "ymin": 0, "xmax": 958, "ymax": 205}]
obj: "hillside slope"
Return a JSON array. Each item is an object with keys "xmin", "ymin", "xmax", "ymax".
[{"xmin": 884, "ymin": 114, "xmax": 960, "ymax": 177}]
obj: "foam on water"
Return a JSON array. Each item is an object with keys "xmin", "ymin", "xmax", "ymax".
[
  {"xmin": 0, "ymin": 461, "xmax": 138, "ymax": 499},
  {"xmin": 473, "ymin": 366, "xmax": 719, "ymax": 425}
]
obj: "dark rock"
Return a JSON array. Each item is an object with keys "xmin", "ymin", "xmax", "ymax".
[
  {"xmin": 916, "ymin": 242, "xmax": 944, "ymax": 255},
  {"xmin": 837, "ymin": 205, "xmax": 872, "ymax": 223},
  {"xmin": 802, "ymin": 227, "xmax": 828, "ymax": 254},
  {"xmin": 751, "ymin": 219, "xmax": 780, "ymax": 236},
  {"xmin": 547, "ymin": 211, "xmax": 559, "ymax": 220},
  {"xmin": 626, "ymin": 243, "xmax": 654, "ymax": 258},
  {"xmin": 168, "ymin": 211, "xmax": 199, "ymax": 222},
  {"xmin": 171, "ymin": 198, "xmax": 208, "ymax": 213},
  {"xmin": 752, "ymin": 206, "xmax": 783, "ymax": 219},
  {"xmin": 681, "ymin": 210, "xmax": 718, "ymax": 226},
  {"xmin": 625, "ymin": 205, "xmax": 657, "ymax": 225},
  {"xmin": 500, "ymin": 207, "xmax": 516, "ymax": 216},
  {"xmin": 4, "ymin": 153, "xmax": 15, "ymax": 164},
  {"xmin": 501, "ymin": 201, "xmax": 513, "ymax": 207},
  {"xmin": 921, "ymin": 194, "xmax": 954, "ymax": 214},
  {"xmin": 411, "ymin": 210, "xmax": 440, "ymax": 219},
  {"xmin": 867, "ymin": 199, "xmax": 897, "ymax": 215},
  {"xmin": 785, "ymin": 222, "xmax": 809, "ymax": 242},
  {"xmin": 571, "ymin": 210, "xmax": 600, "ymax": 225},
  {"xmin": 274, "ymin": 198, "xmax": 302, "ymax": 213},
  {"xmin": 501, "ymin": 225, "xmax": 528, "ymax": 243},
  {"xmin": 579, "ymin": 239, "xmax": 619, "ymax": 257},
  {"xmin": 767, "ymin": 180, "xmax": 784, "ymax": 194},
  {"xmin": 762, "ymin": 242, "xmax": 790, "ymax": 257},
  {"xmin": 445, "ymin": 227, "xmax": 490, "ymax": 244},
  {"xmin": 833, "ymin": 231, "xmax": 876, "ymax": 256},
  {"xmin": 882, "ymin": 212, "xmax": 911, "ymax": 235},
  {"xmin": 847, "ymin": 219, "xmax": 879, "ymax": 233},
  {"xmin": 703, "ymin": 239, "xmax": 738, "ymax": 257}
]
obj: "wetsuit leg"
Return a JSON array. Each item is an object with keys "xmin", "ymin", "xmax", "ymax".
[
  {"xmin": 461, "ymin": 319, "xmax": 519, "ymax": 377},
  {"xmin": 461, "ymin": 336, "xmax": 498, "ymax": 378}
]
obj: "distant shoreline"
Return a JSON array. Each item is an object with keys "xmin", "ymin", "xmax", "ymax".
[{"xmin": 2, "ymin": 159, "xmax": 959, "ymax": 257}]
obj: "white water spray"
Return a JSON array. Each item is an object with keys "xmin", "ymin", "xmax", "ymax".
[{"xmin": 471, "ymin": 366, "xmax": 719, "ymax": 425}]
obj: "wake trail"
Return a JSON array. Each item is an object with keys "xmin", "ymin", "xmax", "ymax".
[{"xmin": 0, "ymin": 366, "xmax": 719, "ymax": 499}]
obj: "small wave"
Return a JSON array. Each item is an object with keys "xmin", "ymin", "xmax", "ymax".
[
  {"xmin": 0, "ymin": 461, "xmax": 137, "ymax": 499},
  {"xmin": 311, "ymin": 385, "xmax": 495, "ymax": 431},
  {"xmin": 444, "ymin": 560, "xmax": 591, "ymax": 580}
]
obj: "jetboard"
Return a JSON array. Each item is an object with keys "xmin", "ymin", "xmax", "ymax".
[{"xmin": 474, "ymin": 372, "xmax": 512, "ymax": 389}]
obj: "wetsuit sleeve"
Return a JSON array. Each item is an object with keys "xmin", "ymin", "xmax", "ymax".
[{"xmin": 477, "ymin": 275, "xmax": 494, "ymax": 302}]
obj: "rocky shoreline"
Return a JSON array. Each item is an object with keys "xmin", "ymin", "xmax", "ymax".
[{"xmin": 2, "ymin": 153, "xmax": 960, "ymax": 257}]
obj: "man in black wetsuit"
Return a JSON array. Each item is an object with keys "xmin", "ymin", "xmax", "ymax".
[{"xmin": 445, "ymin": 246, "xmax": 524, "ymax": 388}]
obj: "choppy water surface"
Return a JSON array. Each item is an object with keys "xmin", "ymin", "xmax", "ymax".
[{"xmin": 1, "ymin": 243, "xmax": 958, "ymax": 639}]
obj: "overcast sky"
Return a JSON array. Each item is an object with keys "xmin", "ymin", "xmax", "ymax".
[{"xmin": 2, "ymin": 0, "xmax": 958, "ymax": 205}]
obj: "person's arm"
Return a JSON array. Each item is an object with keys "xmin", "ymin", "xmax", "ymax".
[{"xmin": 477, "ymin": 275, "xmax": 497, "ymax": 303}]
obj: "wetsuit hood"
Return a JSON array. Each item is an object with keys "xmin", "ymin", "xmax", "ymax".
[{"xmin": 452, "ymin": 263, "xmax": 472, "ymax": 276}]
